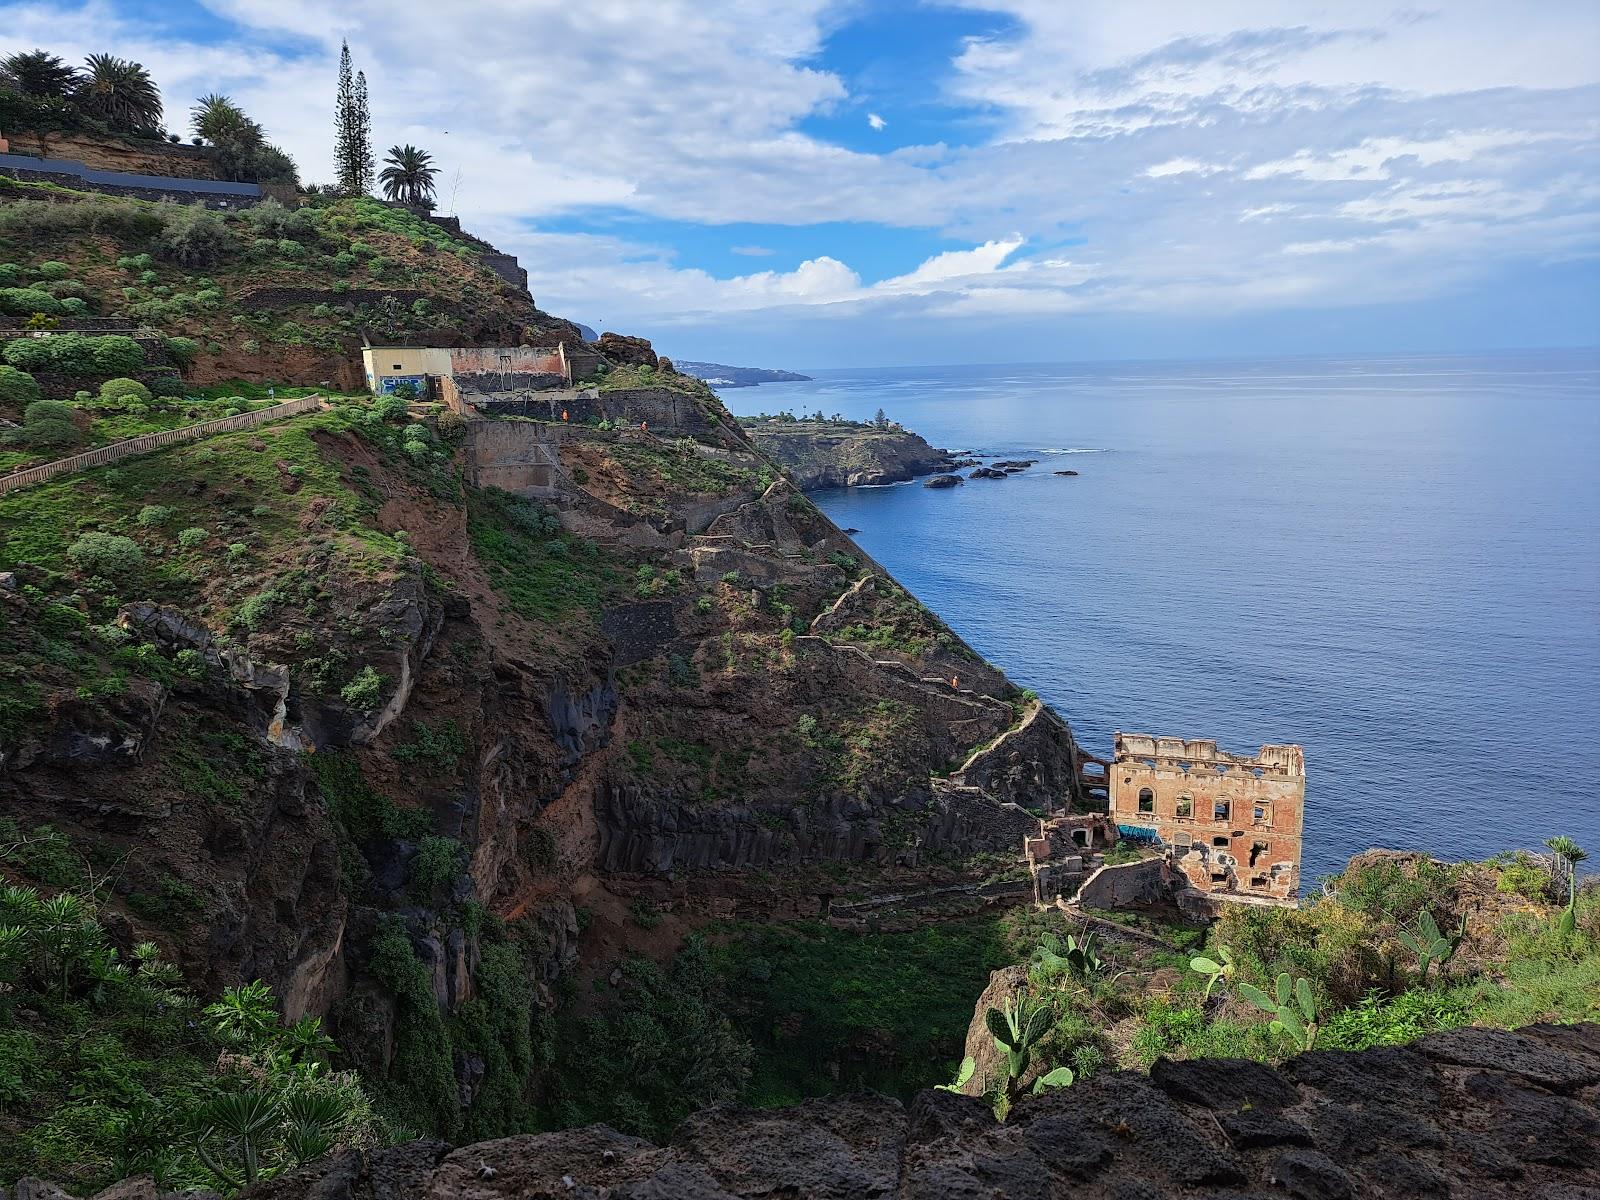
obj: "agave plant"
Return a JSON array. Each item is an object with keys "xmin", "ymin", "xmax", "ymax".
[
  {"xmin": 1396, "ymin": 910, "xmax": 1467, "ymax": 984},
  {"xmin": 1189, "ymin": 944, "xmax": 1238, "ymax": 1000},
  {"xmin": 1238, "ymin": 971, "xmax": 1319, "ymax": 1052}
]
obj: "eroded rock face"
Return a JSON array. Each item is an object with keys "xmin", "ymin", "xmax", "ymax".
[
  {"xmin": 744, "ymin": 423, "xmax": 954, "ymax": 491},
  {"xmin": 596, "ymin": 332, "xmax": 659, "ymax": 368},
  {"xmin": 234, "ymin": 1024, "xmax": 1600, "ymax": 1199}
]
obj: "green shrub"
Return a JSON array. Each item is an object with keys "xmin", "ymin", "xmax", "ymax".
[
  {"xmin": 409, "ymin": 836, "xmax": 464, "ymax": 897},
  {"xmin": 154, "ymin": 203, "xmax": 234, "ymax": 267},
  {"xmin": 3, "ymin": 333, "xmax": 145, "ymax": 376},
  {"xmin": 391, "ymin": 719, "xmax": 468, "ymax": 769},
  {"xmin": 99, "ymin": 377, "xmax": 152, "ymax": 406},
  {"xmin": 0, "ymin": 287, "xmax": 62, "ymax": 317},
  {"xmin": 8, "ymin": 399, "xmax": 80, "ymax": 448},
  {"xmin": 176, "ymin": 526, "xmax": 208, "ymax": 549},
  {"xmin": 0, "ymin": 365, "xmax": 40, "ymax": 407},
  {"xmin": 340, "ymin": 665, "xmax": 386, "ymax": 710},
  {"xmin": 136, "ymin": 504, "xmax": 173, "ymax": 528},
  {"xmin": 164, "ymin": 336, "xmax": 199, "ymax": 368},
  {"xmin": 1320, "ymin": 989, "xmax": 1471, "ymax": 1051},
  {"xmin": 66, "ymin": 532, "xmax": 144, "ymax": 580},
  {"xmin": 34, "ymin": 262, "xmax": 71, "ymax": 280}
]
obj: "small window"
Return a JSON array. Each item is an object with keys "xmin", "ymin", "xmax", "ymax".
[
  {"xmin": 1137, "ymin": 788, "xmax": 1154, "ymax": 814},
  {"xmin": 1175, "ymin": 793, "xmax": 1192, "ymax": 818},
  {"xmin": 1214, "ymin": 799, "xmax": 1230, "ymax": 820},
  {"xmin": 1253, "ymin": 805, "xmax": 1267, "ymax": 822},
  {"xmin": 1251, "ymin": 874, "xmax": 1269, "ymax": 888},
  {"xmin": 1212, "ymin": 836, "xmax": 1229, "ymax": 848},
  {"xmin": 1210, "ymin": 871, "xmax": 1228, "ymax": 883},
  {"xmin": 391, "ymin": 363, "xmax": 402, "ymax": 370}
]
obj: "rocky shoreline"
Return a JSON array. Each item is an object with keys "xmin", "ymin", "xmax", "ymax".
[{"xmin": 740, "ymin": 418, "xmax": 956, "ymax": 488}]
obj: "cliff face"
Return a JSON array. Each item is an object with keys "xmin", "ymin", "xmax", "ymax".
[
  {"xmin": 741, "ymin": 420, "xmax": 954, "ymax": 489},
  {"xmin": 0, "ymin": 373, "xmax": 1081, "ymax": 1132},
  {"xmin": 229, "ymin": 1023, "xmax": 1600, "ymax": 1199}
]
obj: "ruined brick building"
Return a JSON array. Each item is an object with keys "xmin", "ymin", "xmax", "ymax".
[{"xmin": 1110, "ymin": 733, "xmax": 1305, "ymax": 903}]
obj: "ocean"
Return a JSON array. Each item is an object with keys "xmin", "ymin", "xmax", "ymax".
[{"xmin": 723, "ymin": 350, "xmax": 1600, "ymax": 881}]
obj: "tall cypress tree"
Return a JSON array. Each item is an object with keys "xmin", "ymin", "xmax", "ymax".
[
  {"xmin": 333, "ymin": 40, "xmax": 373, "ymax": 195},
  {"xmin": 353, "ymin": 69, "xmax": 374, "ymax": 195}
]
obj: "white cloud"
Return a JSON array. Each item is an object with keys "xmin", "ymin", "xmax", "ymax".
[{"xmin": 0, "ymin": 0, "xmax": 1596, "ymax": 357}]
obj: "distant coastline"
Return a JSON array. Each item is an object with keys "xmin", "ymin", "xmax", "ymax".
[{"xmin": 677, "ymin": 360, "xmax": 813, "ymax": 388}]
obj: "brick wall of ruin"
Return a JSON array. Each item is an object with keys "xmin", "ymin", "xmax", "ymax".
[{"xmin": 1110, "ymin": 735, "xmax": 1304, "ymax": 902}]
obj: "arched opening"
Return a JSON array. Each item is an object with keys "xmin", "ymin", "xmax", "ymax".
[
  {"xmin": 1137, "ymin": 787, "xmax": 1154, "ymax": 814},
  {"xmin": 1213, "ymin": 798, "xmax": 1230, "ymax": 821},
  {"xmin": 1175, "ymin": 793, "xmax": 1193, "ymax": 819}
]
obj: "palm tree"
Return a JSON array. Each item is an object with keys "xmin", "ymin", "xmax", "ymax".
[
  {"xmin": 1, "ymin": 50, "xmax": 80, "ymax": 99},
  {"xmin": 379, "ymin": 144, "xmax": 440, "ymax": 207},
  {"xmin": 75, "ymin": 53, "xmax": 163, "ymax": 134},
  {"xmin": 191, "ymin": 93, "xmax": 260, "ymax": 147}
]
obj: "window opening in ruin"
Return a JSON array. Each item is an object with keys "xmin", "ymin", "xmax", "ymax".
[
  {"xmin": 1251, "ymin": 874, "xmax": 1268, "ymax": 887},
  {"xmin": 1254, "ymin": 804, "xmax": 1268, "ymax": 823},
  {"xmin": 1211, "ymin": 870, "xmax": 1228, "ymax": 882},
  {"xmin": 1072, "ymin": 830, "xmax": 1087, "ymax": 847},
  {"xmin": 1214, "ymin": 799, "xmax": 1230, "ymax": 820},
  {"xmin": 1175, "ymin": 833, "xmax": 1192, "ymax": 849},
  {"xmin": 1249, "ymin": 841, "xmax": 1268, "ymax": 866},
  {"xmin": 1138, "ymin": 788, "xmax": 1154, "ymax": 814},
  {"xmin": 1176, "ymin": 793, "xmax": 1193, "ymax": 818},
  {"xmin": 1213, "ymin": 836, "xmax": 1229, "ymax": 848}
]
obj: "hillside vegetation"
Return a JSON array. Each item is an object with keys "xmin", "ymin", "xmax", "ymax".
[{"xmin": 0, "ymin": 182, "xmax": 578, "ymax": 391}]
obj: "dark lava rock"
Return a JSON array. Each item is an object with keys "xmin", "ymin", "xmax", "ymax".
[
  {"xmin": 991, "ymin": 459, "xmax": 1038, "ymax": 471},
  {"xmin": 923, "ymin": 474, "xmax": 963, "ymax": 488},
  {"xmin": 208, "ymin": 1024, "xmax": 1600, "ymax": 1200},
  {"xmin": 968, "ymin": 467, "xmax": 1007, "ymax": 479},
  {"xmin": 1054, "ymin": 469, "xmax": 1080, "ymax": 476}
]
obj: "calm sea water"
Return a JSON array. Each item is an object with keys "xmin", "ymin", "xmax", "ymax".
[{"xmin": 725, "ymin": 351, "xmax": 1600, "ymax": 880}]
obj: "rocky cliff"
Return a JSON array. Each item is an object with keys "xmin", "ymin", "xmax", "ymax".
[
  {"xmin": 203, "ymin": 1022, "xmax": 1600, "ymax": 1199},
  {"xmin": 0, "ymin": 364, "xmax": 1084, "ymax": 1138},
  {"xmin": 741, "ymin": 418, "xmax": 955, "ymax": 489}
]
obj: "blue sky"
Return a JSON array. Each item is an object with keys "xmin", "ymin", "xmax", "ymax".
[{"xmin": 4, "ymin": 1, "xmax": 1598, "ymax": 367}]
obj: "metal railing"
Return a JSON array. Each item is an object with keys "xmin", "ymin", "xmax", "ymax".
[{"xmin": 0, "ymin": 394, "xmax": 324, "ymax": 496}]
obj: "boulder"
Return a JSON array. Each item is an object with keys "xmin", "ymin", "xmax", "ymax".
[
  {"xmin": 1054, "ymin": 469, "xmax": 1080, "ymax": 476},
  {"xmin": 968, "ymin": 467, "xmax": 1007, "ymax": 480},
  {"xmin": 923, "ymin": 474, "xmax": 963, "ymax": 489},
  {"xmin": 596, "ymin": 332, "xmax": 659, "ymax": 368}
]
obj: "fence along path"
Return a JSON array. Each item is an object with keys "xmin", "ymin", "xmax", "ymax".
[{"xmin": 0, "ymin": 394, "xmax": 325, "ymax": 496}]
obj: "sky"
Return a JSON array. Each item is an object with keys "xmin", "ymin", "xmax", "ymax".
[{"xmin": 3, "ymin": 1, "xmax": 1598, "ymax": 367}]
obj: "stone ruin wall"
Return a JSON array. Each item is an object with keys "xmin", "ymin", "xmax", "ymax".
[{"xmin": 1110, "ymin": 734, "xmax": 1304, "ymax": 903}]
